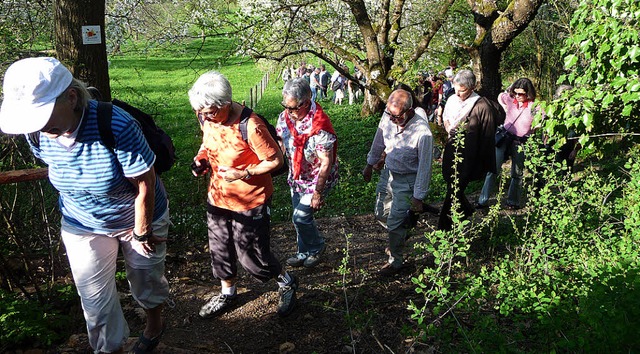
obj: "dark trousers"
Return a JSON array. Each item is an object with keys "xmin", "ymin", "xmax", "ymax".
[
  {"xmin": 206, "ymin": 201, "xmax": 282, "ymax": 282},
  {"xmin": 438, "ymin": 178, "xmax": 474, "ymax": 231}
]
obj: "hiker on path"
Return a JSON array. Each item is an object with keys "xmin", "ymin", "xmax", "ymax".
[
  {"xmin": 189, "ymin": 71, "xmax": 298, "ymax": 319},
  {"xmin": 276, "ymin": 78, "xmax": 339, "ymax": 269},
  {"xmin": 0, "ymin": 57, "xmax": 170, "ymax": 354}
]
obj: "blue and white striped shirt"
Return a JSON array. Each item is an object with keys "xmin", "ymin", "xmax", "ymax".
[{"xmin": 29, "ymin": 100, "xmax": 168, "ymax": 234}]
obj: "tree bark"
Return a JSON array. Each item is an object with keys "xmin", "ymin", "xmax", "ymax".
[
  {"xmin": 469, "ymin": 0, "xmax": 546, "ymax": 100},
  {"xmin": 54, "ymin": 0, "xmax": 111, "ymax": 101}
]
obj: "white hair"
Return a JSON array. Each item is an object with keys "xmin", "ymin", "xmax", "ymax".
[{"xmin": 188, "ymin": 71, "xmax": 232, "ymax": 110}]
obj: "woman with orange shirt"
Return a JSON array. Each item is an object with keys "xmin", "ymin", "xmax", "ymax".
[{"xmin": 189, "ymin": 71, "xmax": 298, "ymax": 319}]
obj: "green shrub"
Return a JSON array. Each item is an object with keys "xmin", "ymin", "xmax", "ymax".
[{"xmin": 0, "ymin": 286, "xmax": 75, "ymax": 351}]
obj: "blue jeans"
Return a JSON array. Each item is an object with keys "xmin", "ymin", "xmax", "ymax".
[
  {"xmin": 478, "ymin": 140, "xmax": 525, "ymax": 207},
  {"xmin": 311, "ymin": 87, "xmax": 318, "ymax": 102},
  {"xmin": 291, "ymin": 191, "xmax": 325, "ymax": 255}
]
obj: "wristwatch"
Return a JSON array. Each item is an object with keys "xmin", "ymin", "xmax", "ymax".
[{"xmin": 132, "ymin": 230, "xmax": 152, "ymax": 242}]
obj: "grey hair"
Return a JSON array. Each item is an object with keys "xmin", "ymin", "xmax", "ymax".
[
  {"xmin": 282, "ymin": 78, "xmax": 311, "ymax": 102},
  {"xmin": 57, "ymin": 78, "xmax": 90, "ymax": 112},
  {"xmin": 554, "ymin": 84, "xmax": 573, "ymax": 100},
  {"xmin": 188, "ymin": 71, "xmax": 233, "ymax": 110},
  {"xmin": 453, "ymin": 69, "xmax": 476, "ymax": 90}
]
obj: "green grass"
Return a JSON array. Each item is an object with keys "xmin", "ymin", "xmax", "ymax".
[
  {"xmin": 108, "ymin": 38, "xmax": 385, "ymax": 243},
  {"xmin": 109, "ymin": 37, "xmax": 268, "ymax": 242}
]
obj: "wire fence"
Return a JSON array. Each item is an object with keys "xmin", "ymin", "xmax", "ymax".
[{"xmin": 243, "ymin": 72, "xmax": 270, "ymax": 109}]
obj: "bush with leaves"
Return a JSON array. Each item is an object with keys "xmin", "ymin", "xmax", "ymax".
[
  {"xmin": 409, "ymin": 140, "xmax": 640, "ymax": 351},
  {"xmin": 539, "ymin": 0, "xmax": 640, "ymax": 154}
]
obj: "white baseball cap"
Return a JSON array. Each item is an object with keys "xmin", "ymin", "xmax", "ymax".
[{"xmin": 0, "ymin": 57, "xmax": 73, "ymax": 134}]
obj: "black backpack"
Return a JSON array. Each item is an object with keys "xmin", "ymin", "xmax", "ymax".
[
  {"xmin": 238, "ymin": 106, "xmax": 288, "ymax": 177},
  {"xmin": 331, "ymin": 79, "xmax": 342, "ymax": 91},
  {"xmin": 28, "ymin": 100, "xmax": 177, "ymax": 174}
]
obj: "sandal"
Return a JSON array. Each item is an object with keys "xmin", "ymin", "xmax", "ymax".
[{"xmin": 131, "ymin": 321, "xmax": 166, "ymax": 353}]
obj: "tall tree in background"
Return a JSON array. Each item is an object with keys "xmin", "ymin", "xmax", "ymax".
[
  {"xmin": 467, "ymin": 0, "xmax": 546, "ymax": 99},
  {"xmin": 55, "ymin": 0, "xmax": 111, "ymax": 100}
]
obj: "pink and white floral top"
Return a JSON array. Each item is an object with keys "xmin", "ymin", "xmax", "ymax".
[{"xmin": 276, "ymin": 102, "xmax": 339, "ymax": 194}]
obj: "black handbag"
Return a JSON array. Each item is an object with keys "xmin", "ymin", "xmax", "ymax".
[
  {"xmin": 495, "ymin": 109, "xmax": 525, "ymax": 147},
  {"xmin": 495, "ymin": 125, "xmax": 510, "ymax": 147}
]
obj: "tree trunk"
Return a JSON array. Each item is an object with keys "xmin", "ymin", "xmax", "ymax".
[
  {"xmin": 361, "ymin": 90, "xmax": 386, "ymax": 117},
  {"xmin": 473, "ymin": 37, "xmax": 503, "ymax": 100},
  {"xmin": 469, "ymin": 0, "xmax": 546, "ymax": 101},
  {"xmin": 54, "ymin": 0, "xmax": 111, "ymax": 101}
]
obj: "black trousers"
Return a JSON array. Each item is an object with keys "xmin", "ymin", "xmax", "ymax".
[
  {"xmin": 206, "ymin": 201, "xmax": 282, "ymax": 282},
  {"xmin": 438, "ymin": 178, "xmax": 474, "ymax": 231}
]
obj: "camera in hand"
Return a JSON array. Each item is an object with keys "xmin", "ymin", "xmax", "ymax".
[{"xmin": 191, "ymin": 159, "xmax": 210, "ymax": 175}]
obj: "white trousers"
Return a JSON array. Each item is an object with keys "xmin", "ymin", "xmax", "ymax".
[{"xmin": 61, "ymin": 211, "xmax": 170, "ymax": 353}]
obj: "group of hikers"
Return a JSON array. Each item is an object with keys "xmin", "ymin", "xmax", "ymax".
[
  {"xmin": 282, "ymin": 61, "xmax": 364, "ymax": 105},
  {"xmin": 0, "ymin": 56, "xmax": 576, "ymax": 353}
]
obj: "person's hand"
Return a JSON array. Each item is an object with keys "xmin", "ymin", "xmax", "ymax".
[
  {"xmin": 372, "ymin": 158, "xmax": 385, "ymax": 171},
  {"xmin": 191, "ymin": 158, "xmax": 210, "ymax": 176},
  {"xmin": 217, "ymin": 166, "xmax": 247, "ymax": 182},
  {"xmin": 362, "ymin": 165, "xmax": 373, "ymax": 182},
  {"xmin": 410, "ymin": 197, "xmax": 423, "ymax": 213},
  {"xmin": 128, "ymin": 233, "xmax": 167, "ymax": 256},
  {"xmin": 311, "ymin": 190, "xmax": 324, "ymax": 211}
]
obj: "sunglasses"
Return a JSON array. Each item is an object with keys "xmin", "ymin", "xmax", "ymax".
[
  {"xmin": 514, "ymin": 92, "xmax": 527, "ymax": 97},
  {"xmin": 385, "ymin": 108, "xmax": 409, "ymax": 121},
  {"xmin": 281, "ymin": 101, "xmax": 308, "ymax": 112}
]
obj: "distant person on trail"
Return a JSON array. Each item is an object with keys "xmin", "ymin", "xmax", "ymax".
[
  {"xmin": 333, "ymin": 72, "xmax": 346, "ymax": 105},
  {"xmin": 189, "ymin": 71, "xmax": 298, "ymax": 319},
  {"xmin": 282, "ymin": 66, "xmax": 291, "ymax": 83},
  {"xmin": 319, "ymin": 64, "xmax": 330, "ymax": 100},
  {"xmin": 276, "ymin": 78, "xmax": 339, "ymax": 269},
  {"xmin": 297, "ymin": 61, "xmax": 307, "ymax": 78},
  {"xmin": 362, "ymin": 89, "xmax": 433, "ymax": 277},
  {"xmin": 310, "ymin": 67, "xmax": 321, "ymax": 101},
  {"xmin": 0, "ymin": 57, "xmax": 170, "ymax": 354}
]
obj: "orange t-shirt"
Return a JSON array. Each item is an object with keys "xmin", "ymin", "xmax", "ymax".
[{"xmin": 201, "ymin": 113, "xmax": 278, "ymax": 211}]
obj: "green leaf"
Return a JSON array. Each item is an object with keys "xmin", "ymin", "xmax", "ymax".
[
  {"xmin": 628, "ymin": 45, "xmax": 640, "ymax": 62},
  {"xmin": 602, "ymin": 93, "xmax": 615, "ymax": 107},
  {"xmin": 564, "ymin": 54, "xmax": 578, "ymax": 69},
  {"xmin": 611, "ymin": 76, "xmax": 627, "ymax": 88}
]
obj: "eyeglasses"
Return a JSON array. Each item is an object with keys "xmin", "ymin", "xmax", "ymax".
[
  {"xmin": 281, "ymin": 101, "xmax": 308, "ymax": 112},
  {"xmin": 385, "ymin": 108, "xmax": 409, "ymax": 121},
  {"xmin": 514, "ymin": 92, "xmax": 527, "ymax": 97},
  {"xmin": 195, "ymin": 105, "xmax": 224, "ymax": 123}
]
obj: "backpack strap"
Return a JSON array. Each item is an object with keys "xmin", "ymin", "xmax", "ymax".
[
  {"xmin": 238, "ymin": 106, "xmax": 253, "ymax": 142},
  {"xmin": 96, "ymin": 101, "xmax": 115, "ymax": 150},
  {"xmin": 27, "ymin": 132, "xmax": 40, "ymax": 148}
]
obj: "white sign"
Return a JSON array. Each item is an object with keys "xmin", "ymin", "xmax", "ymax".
[{"xmin": 82, "ymin": 25, "xmax": 102, "ymax": 45}]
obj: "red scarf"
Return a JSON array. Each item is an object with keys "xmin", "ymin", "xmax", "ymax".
[
  {"xmin": 513, "ymin": 98, "xmax": 530, "ymax": 108},
  {"xmin": 284, "ymin": 103, "xmax": 337, "ymax": 180}
]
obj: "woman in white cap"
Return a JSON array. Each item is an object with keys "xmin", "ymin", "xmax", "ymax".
[{"xmin": 0, "ymin": 57, "xmax": 169, "ymax": 354}]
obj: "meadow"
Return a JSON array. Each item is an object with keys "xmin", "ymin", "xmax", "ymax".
[{"xmin": 108, "ymin": 37, "xmax": 386, "ymax": 244}]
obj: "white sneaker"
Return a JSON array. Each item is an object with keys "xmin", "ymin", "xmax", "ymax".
[{"xmin": 286, "ymin": 253, "xmax": 307, "ymax": 267}]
